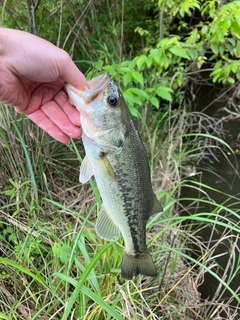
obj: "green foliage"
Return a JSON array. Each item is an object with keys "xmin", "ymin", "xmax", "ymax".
[
  {"xmin": 149, "ymin": 0, "xmax": 240, "ymax": 84},
  {"xmin": 81, "ymin": 0, "xmax": 240, "ymax": 117},
  {"xmin": 158, "ymin": 0, "xmax": 200, "ymax": 17}
]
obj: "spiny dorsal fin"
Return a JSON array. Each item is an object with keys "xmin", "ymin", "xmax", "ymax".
[
  {"xmin": 80, "ymin": 156, "xmax": 93, "ymax": 184},
  {"xmin": 96, "ymin": 205, "xmax": 120, "ymax": 241}
]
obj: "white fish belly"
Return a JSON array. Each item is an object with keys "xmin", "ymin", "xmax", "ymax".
[{"xmin": 93, "ymin": 158, "xmax": 135, "ymax": 253}]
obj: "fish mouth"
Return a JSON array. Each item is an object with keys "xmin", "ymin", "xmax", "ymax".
[{"xmin": 65, "ymin": 72, "xmax": 110, "ymax": 110}]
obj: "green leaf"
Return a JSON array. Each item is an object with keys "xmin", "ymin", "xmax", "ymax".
[
  {"xmin": 0, "ymin": 312, "xmax": 10, "ymax": 320},
  {"xmin": 0, "ymin": 257, "xmax": 48, "ymax": 288},
  {"xmin": 236, "ymin": 41, "xmax": 240, "ymax": 58},
  {"xmin": 155, "ymin": 86, "xmax": 172, "ymax": 101},
  {"xmin": 188, "ymin": 49, "xmax": 198, "ymax": 61},
  {"xmin": 0, "ymin": 189, "xmax": 15, "ymax": 196},
  {"xmin": 231, "ymin": 21, "xmax": 240, "ymax": 37},
  {"xmin": 9, "ymin": 179, "xmax": 18, "ymax": 188},
  {"xmin": 118, "ymin": 67, "xmax": 131, "ymax": 75},
  {"xmin": 219, "ymin": 45, "xmax": 224, "ymax": 56},
  {"xmin": 169, "ymin": 46, "xmax": 190, "ymax": 59},
  {"xmin": 9, "ymin": 234, "xmax": 17, "ymax": 245},
  {"xmin": 227, "ymin": 77, "xmax": 235, "ymax": 84},
  {"xmin": 226, "ymin": 62, "xmax": 238, "ymax": 73},
  {"xmin": 131, "ymin": 71, "xmax": 144, "ymax": 86},
  {"xmin": 146, "ymin": 56, "xmax": 154, "ymax": 68},
  {"xmin": 123, "ymin": 73, "xmax": 132, "ymax": 87},
  {"xmin": 201, "ymin": 25, "xmax": 209, "ymax": 36},
  {"xmin": 123, "ymin": 90, "xmax": 133, "ymax": 100},
  {"xmin": 3, "ymin": 227, "xmax": 14, "ymax": 235},
  {"xmin": 136, "ymin": 55, "xmax": 147, "ymax": 70},
  {"xmin": 123, "ymin": 92, "xmax": 140, "ymax": 117},
  {"xmin": 121, "ymin": 60, "xmax": 132, "ymax": 67},
  {"xmin": 129, "ymin": 105, "xmax": 140, "ymax": 117},
  {"xmin": 161, "ymin": 56, "xmax": 170, "ymax": 69},
  {"xmin": 236, "ymin": 67, "xmax": 240, "ymax": 80},
  {"xmin": 150, "ymin": 96, "xmax": 159, "ymax": 109},
  {"xmin": 210, "ymin": 43, "xmax": 218, "ymax": 55},
  {"xmin": 94, "ymin": 60, "xmax": 103, "ymax": 69},
  {"xmin": 212, "ymin": 70, "xmax": 221, "ymax": 83},
  {"xmin": 126, "ymin": 88, "xmax": 149, "ymax": 99},
  {"xmin": 103, "ymin": 65, "xmax": 116, "ymax": 76},
  {"xmin": 151, "ymin": 48, "xmax": 161, "ymax": 63},
  {"xmin": 59, "ymin": 245, "xmax": 71, "ymax": 264},
  {"xmin": 129, "ymin": 58, "xmax": 138, "ymax": 69}
]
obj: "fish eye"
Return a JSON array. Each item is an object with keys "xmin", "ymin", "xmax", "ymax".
[{"xmin": 107, "ymin": 95, "xmax": 119, "ymax": 107}]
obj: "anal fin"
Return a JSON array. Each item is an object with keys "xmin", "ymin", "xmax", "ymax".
[{"xmin": 150, "ymin": 195, "xmax": 163, "ymax": 217}]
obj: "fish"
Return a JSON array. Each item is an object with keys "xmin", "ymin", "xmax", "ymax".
[{"xmin": 65, "ymin": 73, "xmax": 162, "ymax": 280}]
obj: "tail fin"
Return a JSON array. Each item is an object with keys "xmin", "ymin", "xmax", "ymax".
[{"xmin": 121, "ymin": 251, "xmax": 157, "ymax": 280}]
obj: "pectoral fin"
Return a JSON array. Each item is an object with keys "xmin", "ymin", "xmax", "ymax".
[
  {"xmin": 96, "ymin": 205, "xmax": 120, "ymax": 241},
  {"xmin": 79, "ymin": 156, "xmax": 93, "ymax": 184},
  {"xmin": 97, "ymin": 156, "xmax": 116, "ymax": 181}
]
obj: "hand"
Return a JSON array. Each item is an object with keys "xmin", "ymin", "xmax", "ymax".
[{"xmin": 0, "ymin": 28, "xmax": 88, "ymax": 143}]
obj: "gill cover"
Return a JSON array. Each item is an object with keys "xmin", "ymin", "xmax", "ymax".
[{"xmin": 65, "ymin": 73, "xmax": 126, "ymax": 154}]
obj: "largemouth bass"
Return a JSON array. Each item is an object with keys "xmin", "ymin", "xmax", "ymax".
[{"xmin": 65, "ymin": 73, "xmax": 162, "ymax": 279}]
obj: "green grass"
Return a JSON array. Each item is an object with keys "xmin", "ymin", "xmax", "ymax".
[{"xmin": 1, "ymin": 104, "xmax": 240, "ymax": 319}]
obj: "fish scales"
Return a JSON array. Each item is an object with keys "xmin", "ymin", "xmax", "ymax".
[
  {"xmin": 108, "ymin": 132, "xmax": 154, "ymax": 247},
  {"xmin": 65, "ymin": 73, "xmax": 163, "ymax": 279}
]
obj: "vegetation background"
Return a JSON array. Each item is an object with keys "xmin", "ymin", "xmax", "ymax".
[{"xmin": 0, "ymin": 0, "xmax": 240, "ymax": 319}]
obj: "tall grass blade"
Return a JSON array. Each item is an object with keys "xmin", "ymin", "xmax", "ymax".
[
  {"xmin": 81, "ymin": 286, "xmax": 124, "ymax": 320},
  {"xmin": 0, "ymin": 312, "xmax": 10, "ymax": 320},
  {"xmin": 11, "ymin": 122, "xmax": 39, "ymax": 207},
  {"xmin": 0, "ymin": 257, "xmax": 48, "ymax": 288},
  {"xmin": 54, "ymin": 242, "xmax": 114, "ymax": 320}
]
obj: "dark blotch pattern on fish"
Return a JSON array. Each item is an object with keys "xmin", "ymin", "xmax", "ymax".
[{"xmin": 108, "ymin": 128, "xmax": 153, "ymax": 256}]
